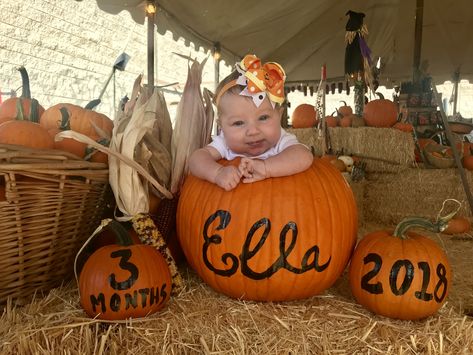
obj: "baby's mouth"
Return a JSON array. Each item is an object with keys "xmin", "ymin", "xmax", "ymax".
[{"xmin": 247, "ymin": 139, "xmax": 264, "ymax": 148}]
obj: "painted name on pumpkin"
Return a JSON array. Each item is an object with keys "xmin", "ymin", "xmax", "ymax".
[
  {"xmin": 361, "ymin": 252, "xmax": 448, "ymax": 302},
  {"xmin": 202, "ymin": 210, "xmax": 331, "ymax": 279}
]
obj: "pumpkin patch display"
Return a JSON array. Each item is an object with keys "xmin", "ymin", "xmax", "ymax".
[
  {"xmin": 349, "ymin": 216, "xmax": 452, "ymax": 320},
  {"xmin": 78, "ymin": 220, "xmax": 172, "ymax": 320},
  {"xmin": 363, "ymin": 93, "xmax": 398, "ymax": 128},
  {"xmin": 177, "ymin": 158, "xmax": 358, "ymax": 301},
  {"xmin": 291, "ymin": 103, "xmax": 318, "ymax": 128}
]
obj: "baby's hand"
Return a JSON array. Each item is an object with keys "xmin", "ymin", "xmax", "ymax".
[
  {"xmin": 238, "ymin": 158, "xmax": 267, "ymax": 183},
  {"xmin": 214, "ymin": 165, "xmax": 242, "ymax": 191}
]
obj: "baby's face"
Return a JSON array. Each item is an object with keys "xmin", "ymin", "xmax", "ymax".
[{"xmin": 218, "ymin": 94, "xmax": 282, "ymax": 157}]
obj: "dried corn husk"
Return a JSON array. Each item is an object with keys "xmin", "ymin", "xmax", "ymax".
[{"xmin": 170, "ymin": 55, "xmax": 214, "ymax": 194}]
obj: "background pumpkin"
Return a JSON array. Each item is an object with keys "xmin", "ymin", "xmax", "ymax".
[
  {"xmin": 0, "ymin": 120, "xmax": 54, "ymax": 149},
  {"xmin": 363, "ymin": 93, "xmax": 398, "ymax": 128},
  {"xmin": 291, "ymin": 103, "xmax": 318, "ymax": 128},
  {"xmin": 78, "ymin": 221, "xmax": 172, "ymax": 320},
  {"xmin": 338, "ymin": 101, "xmax": 353, "ymax": 117},
  {"xmin": 0, "ymin": 67, "xmax": 45, "ymax": 123},
  {"xmin": 177, "ymin": 158, "xmax": 358, "ymax": 301},
  {"xmin": 349, "ymin": 217, "xmax": 452, "ymax": 320}
]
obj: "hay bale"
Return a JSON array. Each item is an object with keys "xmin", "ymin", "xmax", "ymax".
[
  {"xmin": 288, "ymin": 127, "xmax": 415, "ymax": 169},
  {"xmin": 364, "ymin": 167, "xmax": 473, "ymax": 224},
  {"xmin": 1, "ymin": 231, "xmax": 472, "ymax": 354},
  {"xmin": 287, "ymin": 127, "xmax": 325, "ymax": 155},
  {"xmin": 328, "ymin": 127, "xmax": 415, "ymax": 165}
]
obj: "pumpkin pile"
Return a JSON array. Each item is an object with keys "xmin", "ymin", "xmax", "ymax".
[{"xmin": 0, "ymin": 67, "xmax": 113, "ymax": 163}]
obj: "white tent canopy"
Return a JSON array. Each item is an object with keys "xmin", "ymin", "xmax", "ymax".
[{"xmin": 96, "ymin": 0, "xmax": 473, "ymax": 87}]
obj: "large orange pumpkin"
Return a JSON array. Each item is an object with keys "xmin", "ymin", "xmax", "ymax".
[
  {"xmin": 349, "ymin": 217, "xmax": 451, "ymax": 320},
  {"xmin": 0, "ymin": 67, "xmax": 45, "ymax": 123},
  {"xmin": 177, "ymin": 158, "xmax": 358, "ymax": 301},
  {"xmin": 0, "ymin": 120, "xmax": 54, "ymax": 149},
  {"xmin": 79, "ymin": 221, "xmax": 172, "ymax": 320},
  {"xmin": 363, "ymin": 93, "xmax": 398, "ymax": 128},
  {"xmin": 291, "ymin": 104, "xmax": 318, "ymax": 128}
]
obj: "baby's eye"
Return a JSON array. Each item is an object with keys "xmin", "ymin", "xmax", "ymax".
[
  {"xmin": 259, "ymin": 115, "xmax": 269, "ymax": 121},
  {"xmin": 231, "ymin": 120, "xmax": 244, "ymax": 127}
]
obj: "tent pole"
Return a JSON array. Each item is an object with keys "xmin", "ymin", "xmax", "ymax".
[
  {"xmin": 212, "ymin": 42, "xmax": 221, "ymax": 91},
  {"xmin": 146, "ymin": 1, "xmax": 156, "ymax": 88},
  {"xmin": 452, "ymin": 70, "xmax": 460, "ymax": 115},
  {"xmin": 413, "ymin": 0, "xmax": 424, "ymax": 84}
]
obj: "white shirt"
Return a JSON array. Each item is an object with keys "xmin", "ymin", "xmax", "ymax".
[{"xmin": 209, "ymin": 128, "xmax": 300, "ymax": 160}]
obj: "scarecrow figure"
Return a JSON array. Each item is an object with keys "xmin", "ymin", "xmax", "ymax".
[{"xmin": 344, "ymin": 10, "xmax": 374, "ymax": 115}]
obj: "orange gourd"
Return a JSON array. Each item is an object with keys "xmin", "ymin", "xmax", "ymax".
[
  {"xmin": 340, "ymin": 114, "xmax": 357, "ymax": 127},
  {"xmin": 443, "ymin": 217, "xmax": 471, "ymax": 234},
  {"xmin": 0, "ymin": 67, "xmax": 45, "ymax": 124},
  {"xmin": 177, "ymin": 158, "xmax": 358, "ymax": 301},
  {"xmin": 78, "ymin": 220, "xmax": 172, "ymax": 320},
  {"xmin": 324, "ymin": 111, "xmax": 339, "ymax": 127},
  {"xmin": 363, "ymin": 93, "xmax": 398, "ymax": 128},
  {"xmin": 393, "ymin": 122, "xmax": 414, "ymax": 132},
  {"xmin": 338, "ymin": 101, "xmax": 353, "ymax": 117},
  {"xmin": 462, "ymin": 155, "xmax": 473, "ymax": 170},
  {"xmin": 349, "ymin": 216, "xmax": 452, "ymax": 320},
  {"xmin": 291, "ymin": 104, "xmax": 318, "ymax": 128},
  {"xmin": 0, "ymin": 120, "xmax": 54, "ymax": 149}
]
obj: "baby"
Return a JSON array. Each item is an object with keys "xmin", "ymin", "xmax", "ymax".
[{"xmin": 189, "ymin": 54, "xmax": 313, "ymax": 191}]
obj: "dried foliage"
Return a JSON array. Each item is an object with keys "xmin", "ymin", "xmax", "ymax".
[{"xmin": 1, "ymin": 224, "xmax": 472, "ymax": 354}]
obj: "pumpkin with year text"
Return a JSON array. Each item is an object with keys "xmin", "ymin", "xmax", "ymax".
[
  {"xmin": 363, "ymin": 93, "xmax": 398, "ymax": 128},
  {"xmin": 177, "ymin": 158, "xmax": 358, "ymax": 301},
  {"xmin": 291, "ymin": 103, "xmax": 318, "ymax": 128},
  {"xmin": 349, "ymin": 216, "xmax": 452, "ymax": 320},
  {"xmin": 78, "ymin": 220, "xmax": 172, "ymax": 320}
]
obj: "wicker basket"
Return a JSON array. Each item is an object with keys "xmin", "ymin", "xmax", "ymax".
[
  {"xmin": 423, "ymin": 143, "xmax": 458, "ymax": 169},
  {"xmin": 0, "ymin": 144, "xmax": 109, "ymax": 303}
]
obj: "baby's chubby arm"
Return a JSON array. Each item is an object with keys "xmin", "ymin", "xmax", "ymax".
[
  {"xmin": 239, "ymin": 144, "xmax": 313, "ymax": 183},
  {"xmin": 188, "ymin": 146, "xmax": 242, "ymax": 191}
]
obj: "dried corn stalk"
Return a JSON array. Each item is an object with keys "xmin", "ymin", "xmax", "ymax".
[
  {"xmin": 170, "ymin": 55, "xmax": 214, "ymax": 194},
  {"xmin": 59, "ymin": 75, "xmax": 183, "ymax": 295}
]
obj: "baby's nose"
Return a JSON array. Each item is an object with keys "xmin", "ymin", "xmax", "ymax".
[{"xmin": 246, "ymin": 123, "xmax": 260, "ymax": 135}]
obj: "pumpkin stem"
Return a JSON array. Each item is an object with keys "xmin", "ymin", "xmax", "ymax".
[
  {"xmin": 85, "ymin": 99, "xmax": 101, "ymax": 110},
  {"xmin": 58, "ymin": 107, "xmax": 71, "ymax": 130},
  {"xmin": 339, "ymin": 101, "xmax": 348, "ymax": 106},
  {"xmin": 18, "ymin": 66, "xmax": 31, "ymax": 99},
  {"xmin": 107, "ymin": 220, "xmax": 134, "ymax": 246},
  {"xmin": 393, "ymin": 212, "xmax": 457, "ymax": 239},
  {"xmin": 29, "ymin": 99, "xmax": 40, "ymax": 123},
  {"xmin": 375, "ymin": 92, "xmax": 384, "ymax": 100},
  {"xmin": 15, "ymin": 99, "xmax": 25, "ymax": 120}
]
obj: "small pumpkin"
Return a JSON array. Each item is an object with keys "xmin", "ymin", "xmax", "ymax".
[
  {"xmin": 338, "ymin": 101, "xmax": 353, "ymax": 117},
  {"xmin": 349, "ymin": 216, "xmax": 452, "ymax": 320},
  {"xmin": 462, "ymin": 155, "xmax": 473, "ymax": 170},
  {"xmin": 415, "ymin": 138, "xmax": 437, "ymax": 162},
  {"xmin": 291, "ymin": 103, "xmax": 318, "ymax": 128},
  {"xmin": 340, "ymin": 114, "xmax": 357, "ymax": 127},
  {"xmin": 443, "ymin": 217, "xmax": 471, "ymax": 234},
  {"xmin": 177, "ymin": 158, "xmax": 358, "ymax": 301},
  {"xmin": 324, "ymin": 111, "xmax": 339, "ymax": 127},
  {"xmin": 393, "ymin": 122, "xmax": 414, "ymax": 132},
  {"xmin": 0, "ymin": 67, "xmax": 45, "ymax": 123},
  {"xmin": 0, "ymin": 120, "xmax": 54, "ymax": 149},
  {"xmin": 363, "ymin": 93, "xmax": 398, "ymax": 128},
  {"xmin": 78, "ymin": 220, "xmax": 172, "ymax": 320}
]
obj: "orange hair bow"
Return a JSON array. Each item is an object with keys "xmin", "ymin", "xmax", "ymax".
[{"xmin": 216, "ymin": 54, "xmax": 286, "ymax": 108}]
